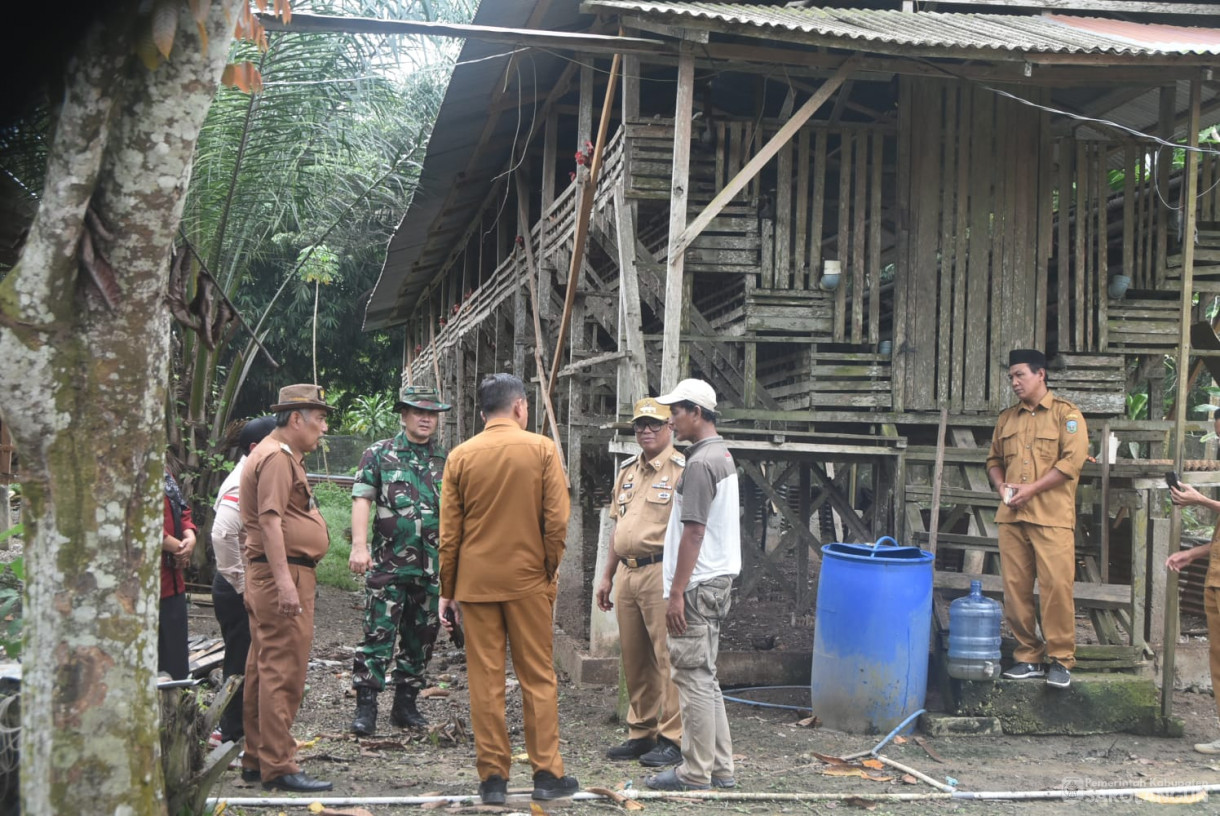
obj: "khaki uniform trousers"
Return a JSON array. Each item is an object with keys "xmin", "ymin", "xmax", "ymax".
[
  {"xmin": 1205, "ymin": 588, "xmax": 1220, "ymax": 719},
  {"xmin": 615, "ymin": 560, "xmax": 682, "ymax": 744},
  {"xmin": 668, "ymin": 576, "xmax": 734, "ymax": 786},
  {"xmin": 242, "ymin": 562, "xmax": 317, "ymax": 781},
  {"xmin": 998, "ymin": 521, "xmax": 1076, "ymax": 669},
  {"xmin": 462, "ymin": 590, "xmax": 565, "ymax": 782}
]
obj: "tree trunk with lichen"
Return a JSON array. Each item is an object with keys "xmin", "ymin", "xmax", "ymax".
[{"xmin": 0, "ymin": 2, "xmax": 242, "ymax": 813}]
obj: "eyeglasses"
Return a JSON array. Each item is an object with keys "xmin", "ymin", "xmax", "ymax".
[{"xmin": 633, "ymin": 420, "xmax": 666, "ymax": 433}]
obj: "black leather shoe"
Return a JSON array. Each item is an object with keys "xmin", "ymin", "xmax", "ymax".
[
  {"xmin": 606, "ymin": 737, "xmax": 655, "ymax": 760},
  {"xmin": 240, "ymin": 768, "xmax": 261, "ymax": 784},
  {"xmin": 263, "ymin": 772, "xmax": 334, "ymax": 792},
  {"xmin": 532, "ymin": 770, "xmax": 579, "ymax": 800},
  {"xmin": 639, "ymin": 737, "xmax": 682, "ymax": 767},
  {"xmin": 479, "ymin": 774, "xmax": 508, "ymax": 805}
]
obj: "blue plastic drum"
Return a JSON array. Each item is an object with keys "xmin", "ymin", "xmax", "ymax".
[{"xmin": 810, "ymin": 537, "xmax": 935, "ymax": 734}]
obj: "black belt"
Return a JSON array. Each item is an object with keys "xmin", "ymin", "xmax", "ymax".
[
  {"xmin": 250, "ymin": 554, "xmax": 318, "ymax": 569},
  {"xmin": 620, "ymin": 553, "xmax": 663, "ymax": 569}
]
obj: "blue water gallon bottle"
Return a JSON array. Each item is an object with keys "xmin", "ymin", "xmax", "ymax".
[{"xmin": 947, "ymin": 580, "xmax": 1002, "ymax": 681}]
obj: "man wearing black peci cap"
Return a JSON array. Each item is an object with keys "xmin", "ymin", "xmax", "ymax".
[{"xmin": 986, "ymin": 350, "xmax": 1088, "ymax": 689}]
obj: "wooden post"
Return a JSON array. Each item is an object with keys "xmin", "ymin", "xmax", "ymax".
[
  {"xmin": 614, "ymin": 184, "xmax": 649, "ymax": 403},
  {"xmin": 1163, "ymin": 77, "xmax": 1202, "ymax": 719},
  {"xmin": 661, "ymin": 45, "xmax": 695, "ymax": 391},
  {"xmin": 514, "ymin": 169, "xmax": 569, "ymax": 479},
  {"xmin": 797, "ymin": 464, "xmax": 812, "ymax": 610},
  {"xmin": 542, "ymin": 112, "xmax": 558, "ymax": 220},
  {"xmin": 1100, "ymin": 420, "xmax": 1111, "ymax": 584},
  {"xmin": 927, "ymin": 408, "xmax": 949, "ymax": 555},
  {"xmin": 546, "ymin": 54, "xmax": 622, "ymax": 405}
]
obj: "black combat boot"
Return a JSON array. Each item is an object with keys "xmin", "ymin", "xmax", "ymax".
[
  {"xmin": 390, "ymin": 684, "xmax": 428, "ymax": 728},
  {"xmin": 350, "ymin": 687, "xmax": 378, "ymax": 736}
]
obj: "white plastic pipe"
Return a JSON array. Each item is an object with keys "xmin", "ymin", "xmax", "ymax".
[{"xmin": 207, "ymin": 782, "xmax": 1220, "ymax": 808}]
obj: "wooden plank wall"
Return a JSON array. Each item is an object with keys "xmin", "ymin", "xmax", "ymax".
[
  {"xmin": 761, "ymin": 123, "xmax": 889, "ymax": 342},
  {"xmin": 897, "ymin": 78, "xmax": 1049, "ymax": 413}
]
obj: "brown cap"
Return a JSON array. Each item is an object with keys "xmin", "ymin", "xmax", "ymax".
[
  {"xmin": 270, "ymin": 384, "xmax": 333, "ymax": 413},
  {"xmin": 631, "ymin": 398, "xmax": 671, "ymax": 423}
]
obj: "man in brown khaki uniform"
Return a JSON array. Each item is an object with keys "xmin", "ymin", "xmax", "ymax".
[
  {"xmin": 241, "ymin": 384, "xmax": 334, "ymax": 792},
  {"xmin": 986, "ymin": 349, "xmax": 1088, "ymax": 689},
  {"xmin": 596, "ymin": 398, "xmax": 684, "ymax": 768},
  {"xmin": 1164, "ymin": 411, "xmax": 1220, "ymax": 753},
  {"xmin": 439, "ymin": 374, "xmax": 579, "ymax": 805}
]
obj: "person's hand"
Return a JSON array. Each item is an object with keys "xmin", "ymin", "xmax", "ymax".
[
  {"xmin": 1166, "ymin": 549, "xmax": 1200, "ymax": 572},
  {"xmin": 666, "ymin": 593, "xmax": 686, "ymax": 636},
  {"xmin": 439, "ymin": 597, "xmax": 461, "ymax": 631},
  {"xmin": 349, "ymin": 543, "xmax": 372, "ymax": 575},
  {"xmin": 276, "ymin": 581, "xmax": 302, "ymax": 618},
  {"xmin": 595, "ymin": 576, "xmax": 614, "ymax": 612},
  {"xmin": 1006, "ymin": 483, "xmax": 1035, "ymax": 509},
  {"xmin": 1170, "ymin": 484, "xmax": 1205, "ymax": 507}
]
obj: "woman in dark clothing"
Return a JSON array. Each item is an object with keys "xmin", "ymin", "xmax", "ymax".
[{"xmin": 161, "ymin": 468, "xmax": 197, "ymax": 679}]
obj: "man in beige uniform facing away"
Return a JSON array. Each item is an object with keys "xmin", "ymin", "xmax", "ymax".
[
  {"xmin": 986, "ymin": 349, "xmax": 1088, "ymax": 690},
  {"xmin": 596, "ymin": 398, "xmax": 684, "ymax": 768},
  {"xmin": 439, "ymin": 373, "xmax": 579, "ymax": 805}
]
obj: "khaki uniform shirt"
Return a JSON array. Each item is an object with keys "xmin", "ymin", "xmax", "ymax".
[
  {"xmin": 612, "ymin": 444, "xmax": 684, "ymax": 560},
  {"xmin": 439, "ymin": 417, "xmax": 571, "ymax": 602},
  {"xmin": 985, "ymin": 390, "xmax": 1089, "ymax": 530},
  {"xmin": 1206, "ymin": 525, "xmax": 1220, "ymax": 588},
  {"xmin": 240, "ymin": 437, "xmax": 330, "ymax": 562}
]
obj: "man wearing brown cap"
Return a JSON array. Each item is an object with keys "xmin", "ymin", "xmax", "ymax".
[
  {"xmin": 986, "ymin": 350, "xmax": 1088, "ymax": 689},
  {"xmin": 439, "ymin": 373, "xmax": 579, "ymax": 805},
  {"xmin": 349, "ymin": 385, "xmax": 451, "ymax": 736},
  {"xmin": 596, "ymin": 398, "xmax": 684, "ymax": 768},
  {"xmin": 240, "ymin": 384, "xmax": 333, "ymax": 792}
]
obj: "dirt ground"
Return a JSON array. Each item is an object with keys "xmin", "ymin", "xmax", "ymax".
[{"xmin": 200, "ymin": 585, "xmax": 1220, "ymax": 815}]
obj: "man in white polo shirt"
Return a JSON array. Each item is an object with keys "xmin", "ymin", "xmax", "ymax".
[{"xmin": 646, "ymin": 379, "xmax": 740, "ymax": 792}]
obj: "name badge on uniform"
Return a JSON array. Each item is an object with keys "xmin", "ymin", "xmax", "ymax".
[
  {"xmin": 622, "ymin": 482, "xmax": 633, "ymax": 490},
  {"xmin": 657, "ymin": 492, "xmax": 671, "ymax": 500}
]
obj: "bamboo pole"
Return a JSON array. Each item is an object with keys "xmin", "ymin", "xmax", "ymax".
[
  {"xmin": 545, "ymin": 52, "xmax": 621, "ymax": 406},
  {"xmin": 1163, "ymin": 76, "xmax": 1202, "ymax": 719}
]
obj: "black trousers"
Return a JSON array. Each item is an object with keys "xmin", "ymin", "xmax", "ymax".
[
  {"xmin": 158, "ymin": 592, "xmax": 189, "ymax": 680},
  {"xmin": 213, "ymin": 573, "xmax": 251, "ymax": 740}
]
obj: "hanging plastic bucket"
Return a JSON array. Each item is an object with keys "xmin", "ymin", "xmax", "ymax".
[{"xmin": 810, "ymin": 536, "xmax": 934, "ymax": 734}]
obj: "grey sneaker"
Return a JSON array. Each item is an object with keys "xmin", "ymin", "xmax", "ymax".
[
  {"xmin": 1046, "ymin": 661, "xmax": 1071, "ymax": 689},
  {"xmin": 1194, "ymin": 738, "xmax": 1220, "ymax": 754},
  {"xmin": 1002, "ymin": 661, "xmax": 1045, "ymax": 679}
]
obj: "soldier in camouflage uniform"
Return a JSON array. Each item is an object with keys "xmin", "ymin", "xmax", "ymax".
[{"xmin": 349, "ymin": 385, "xmax": 451, "ymax": 736}]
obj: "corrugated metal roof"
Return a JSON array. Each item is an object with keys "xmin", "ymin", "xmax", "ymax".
[{"xmin": 589, "ymin": 2, "xmax": 1220, "ymax": 56}]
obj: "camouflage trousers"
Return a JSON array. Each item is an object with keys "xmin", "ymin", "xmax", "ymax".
[{"xmin": 351, "ymin": 572, "xmax": 440, "ymax": 692}]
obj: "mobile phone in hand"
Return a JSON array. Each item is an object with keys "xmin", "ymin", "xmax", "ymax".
[{"xmin": 1165, "ymin": 471, "xmax": 1181, "ymax": 490}]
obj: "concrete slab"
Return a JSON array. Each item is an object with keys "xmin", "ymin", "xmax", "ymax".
[
  {"xmin": 553, "ymin": 632, "xmax": 814, "ymax": 688},
  {"xmin": 952, "ymin": 672, "xmax": 1172, "ymax": 735},
  {"xmin": 920, "ymin": 713, "xmax": 1003, "ymax": 736}
]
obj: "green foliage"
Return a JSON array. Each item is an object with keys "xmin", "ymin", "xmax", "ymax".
[
  {"xmin": 0, "ymin": 525, "xmax": 22, "ymax": 547},
  {"xmin": 340, "ymin": 393, "xmax": 398, "ymax": 439},
  {"xmin": 314, "ymin": 482, "xmax": 359, "ymax": 592},
  {"xmin": 0, "ymin": 557, "xmax": 23, "ymax": 659}
]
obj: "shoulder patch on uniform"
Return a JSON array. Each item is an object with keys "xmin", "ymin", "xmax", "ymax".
[
  {"xmin": 670, "ymin": 452, "xmax": 686, "ymax": 466},
  {"xmin": 1066, "ymin": 419, "xmax": 1078, "ymax": 434},
  {"xmin": 620, "ymin": 454, "xmax": 639, "ymax": 468},
  {"xmin": 278, "ymin": 442, "xmax": 293, "ymax": 454}
]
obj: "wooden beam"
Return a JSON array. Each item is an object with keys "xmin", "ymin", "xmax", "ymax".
[
  {"xmin": 661, "ymin": 47, "xmax": 695, "ymax": 391},
  {"xmin": 672, "ymin": 55, "xmax": 860, "ymax": 259},
  {"xmin": 547, "ymin": 54, "xmax": 622, "ymax": 404},
  {"xmin": 258, "ymin": 12, "xmax": 672, "ymax": 56},
  {"xmin": 613, "ymin": 185, "xmax": 649, "ymax": 403},
  {"xmin": 915, "ymin": 0, "xmax": 1220, "ymax": 13},
  {"xmin": 514, "ymin": 170, "xmax": 568, "ymax": 481},
  {"xmin": 1163, "ymin": 76, "xmax": 1202, "ymax": 720}
]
